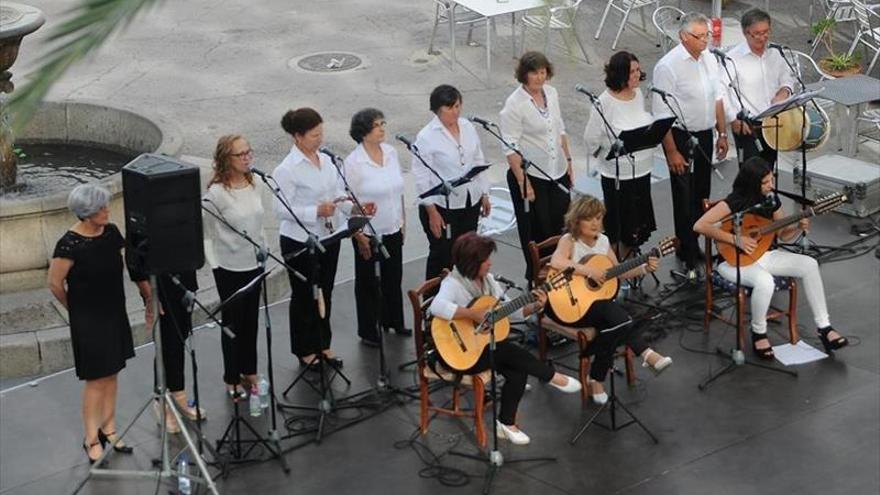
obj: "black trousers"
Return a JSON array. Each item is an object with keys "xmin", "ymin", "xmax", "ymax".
[
  {"xmin": 280, "ymin": 236, "xmax": 341, "ymax": 357},
  {"xmin": 668, "ymin": 128, "xmax": 714, "ymax": 268},
  {"xmin": 547, "ymin": 299, "xmax": 648, "ymax": 382},
  {"xmin": 213, "ymin": 267, "xmax": 262, "ymax": 385},
  {"xmin": 351, "ymin": 229, "xmax": 405, "ymax": 341},
  {"xmin": 507, "ymin": 169, "xmax": 571, "ymax": 282},
  {"xmin": 465, "ymin": 341, "xmax": 554, "ymax": 425},
  {"xmin": 733, "ymin": 128, "xmax": 777, "ymax": 167},
  {"xmin": 418, "ymin": 202, "xmax": 481, "ymax": 281},
  {"xmin": 154, "ymin": 272, "xmax": 196, "ymax": 393}
]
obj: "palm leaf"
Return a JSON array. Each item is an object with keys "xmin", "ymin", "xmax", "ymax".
[{"xmin": 4, "ymin": 0, "xmax": 163, "ymax": 133}]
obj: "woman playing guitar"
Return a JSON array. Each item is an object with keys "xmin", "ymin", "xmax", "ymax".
[
  {"xmin": 430, "ymin": 232, "xmax": 581, "ymax": 446},
  {"xmin": 694, "ymin": 157, "xmax": 848, "ymax": 359},
  {"xmin": 547, "ymin": 196, "xmax": 673, "ymax": 405}
]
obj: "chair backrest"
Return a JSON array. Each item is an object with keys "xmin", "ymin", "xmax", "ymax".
[
  {"xmin": 702, "ymin": 199, "xmax": 720, "ymax": 274},
  {"xmin": 653, "ymin": 5, "xmax": 684, "ymax": 53},
  {"xmin": 527, "ymin": 235, "xmax": 562, "ymax": 288},
  {"xmin": 407, "ymin": 271, "xmax": 448, "ymax": 369},
  {"xmin": 789, "ymin": 50, "xmax": 836, "ymax": 83},
  {"xmin": 852, "ymin": 1, "xmax": 880, "ymax": 43},
  {"xmin": 477, "ymin": 187, "xmax": 517, "ymax": 237}
]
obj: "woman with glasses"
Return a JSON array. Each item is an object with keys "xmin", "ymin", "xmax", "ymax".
[
  {"xmin": 583, "ymin": 51, "xmax": 657, "ymax": 262},
  {"xmin": 344, "ymin": 108, "xmax": 410, "ymax": 346},
  {"xmin": 412, "ymin": 84, "xmax": 491, "ymax": 281},
  {"xmin": 500, "ymin": 51, "xmax": 573, "ymax": 282},
  {"xmin": 203, "ymin": 135, "xmax": 266, "ymax": 399}
]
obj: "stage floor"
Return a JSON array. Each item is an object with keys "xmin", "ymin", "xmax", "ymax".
[{"xmin": 2, "ymin": 170, "xmax": 878, "ymax": 495}]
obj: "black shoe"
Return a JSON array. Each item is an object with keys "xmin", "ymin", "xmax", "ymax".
[
  {"xmin": 297, "ymin": 356, "xmax": 321, "ymax": 373},
  {"xmin": 360, "ymin": 337, "xmax": 380, "ymax": 348},
  {"xmin": 83, "ymin": 438, "xmax": 103, "ymax": 465},
  {"xmin": 818, "ymin": 326, "xmax": 848, "ymax": 353},
  {"xmin": 751, "ymin": 332, "xmax": 775, "ymax": 360},
  {"xmin": 98, "ymin": 429, "xmax": 133, "ymax": 454},
  {"xmin": 390, "ymin": 326, "xmax": 412, "ymax": 336},
  {"xmin": 325, "ymin": 356, "xmax": 344, "ymax": 369}
]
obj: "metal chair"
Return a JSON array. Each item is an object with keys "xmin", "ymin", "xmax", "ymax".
[
  {"xmin": 809, "ymin": 0, "xmax": 857, "ymax": 58},
  {"xmin": 652, "ymin": 5, "xmax": 684, "ymax": 54},
  {"xmin": 595, "ymin": 0, "xmax": 659, "ymax": 50},
  {"xmin": 427, "ymin": 0, "xmax": 489, "ymax": 55},
  {"xmin": 846, "ymin": 0, "xmax": 880, "ymax": 75},
  {"xmin": 701, "ymin": 199, "xmax": 799, "ymax": 350},
  {"xmin": 519, "ymin": 0, "xmax": 590, "ymax": 63},
  {"xmin": 407, "ymin": 271, "xmax": 493, "ymax": 448}
]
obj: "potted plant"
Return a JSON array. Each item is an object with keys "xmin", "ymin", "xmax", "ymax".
[{"xmin": 811, "ymin": 18, "xmax": 862, "ymax": 77}]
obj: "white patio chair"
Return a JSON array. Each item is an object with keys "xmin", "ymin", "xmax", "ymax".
[
  {"xmin": 652, "ymin": 5, "xmax": 684, "ymax": 54},
  {"xmin": 427, "ymin": 0, "xmax": 490, "ymax": 55},
  {"xmin": 809, "ymin": 0, "xmax": 857, "ymax": 58},
  {"xmin": 519, "ymin": 0, "xmax": 591, "ymax": 63},
  {"xmin": 477, "ymin": 187, "xmax": 517, "ymax": 237},
  {"xmin": 595, "ymin": 0, "xmax": 659, "ymax": 50},
  {"xmin": 846, "ymin": 0, "xmax": 880, "ymax": 75}
]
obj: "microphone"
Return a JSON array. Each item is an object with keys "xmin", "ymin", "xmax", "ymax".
[
  {"xmin": 494, "ymin": 275, "xmax": 522, "ymax": 290},
  {"xmin": 709, "ymin": 47, "xmax": 731, "ymax": 61},
  {"xmin": 648, "ymin": 86, "xmax": 671, "ymax": 98},
  {"xmin": 395, "ymin": 134, "xmax": 414, "ymax": 149},
  {"xmin": 319, "ymin": 146, "xmax": 342, "ymax": 164},
  {"xmin": 744, "ymin": 194, "xmax": 778, "ymax": 213},
  {"xmin": 248, "ymin": 166, "xmax": 269, "ymax": 178},
  {"xmin": 768, "ymin": 42, "xmax": 789, "ymax": 52},
  {"xmin": 169, "ymin": 274, "xmax": 195, "ymax": 314},
  {"xmin": 467, "ymin": 115, "xmax": 495, "ymax": 128},
  {"xmin": 574, "ymin": 84, "xmax": 598, "ymax": 101}
]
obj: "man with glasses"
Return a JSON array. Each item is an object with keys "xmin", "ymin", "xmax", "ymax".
[
  {"xmin": 724, "ymin": 8, "xmax": 796, "ymax": 166},
  {"xmin": 652, "ymin": 12, "xmax": 729, "ymax": 276}
]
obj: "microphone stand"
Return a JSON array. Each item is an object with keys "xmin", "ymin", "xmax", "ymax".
[
  {"xmin": 717, "ymin": 54, "xmax": 756, "ymax": 170},
  {"xmin": 323, "ymin": 151, "xmax": 418, "ymax": 405},
  {"xmin": 698, "ymin": 209, "xmax": 797, "ymax": 391},
  {"xmin": 399, "ymin": 139, "xmax": 455, "ymax": 240}
]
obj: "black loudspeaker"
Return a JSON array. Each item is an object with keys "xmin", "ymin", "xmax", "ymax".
[{"xmin": 122, "ymin": 153, "xmax": 204, "ymax": 274}]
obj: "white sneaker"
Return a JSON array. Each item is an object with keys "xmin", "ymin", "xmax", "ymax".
[
  {"xmin": 495, "ymin": 421, "xmax": 530, "ymax": 445},
  {"xmin": 548, "ymin": 375, "xmax": 582, "ymax": 394}
]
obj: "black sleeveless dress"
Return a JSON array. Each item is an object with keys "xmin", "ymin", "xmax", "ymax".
[{"xmin": 53, "ymin": 223, "xmax": 135, "ymax": 380}]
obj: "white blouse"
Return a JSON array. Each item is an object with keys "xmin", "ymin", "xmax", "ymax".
[
  {"xmin": 203, "ymin": 182, "xmax": 266, "ymax": 271},
  {"xmin": 429, "ymin": 274, "xmax": 525, "ymax": 322},
  {"xmin": 273, "ymin": 144, "xmax": 353, "ymax": 242},
  {"xmin": 499, "ymin": 84, "xmax": 568, "ymax": 180},
  {"xmin": 583, "ymin": 88, "xmax": 655, "ymax": 180},
  {"xmin": 344, "ymin": 142, "xmax": 405, "ymax": 236},
  {"xmin": 411, "ymin": 115, "xmax": 490, "ymax": 209},
  {"xmin": 569, "ymin": 233, "xmax": 611, "ymax": 262},
  {"xmin": 652, "ymin": 43, "xmax": 725, "ymax": 132}
]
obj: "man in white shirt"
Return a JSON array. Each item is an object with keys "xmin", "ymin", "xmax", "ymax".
[
  {"xmin": 724, "ymin": 8, "xmax": 796, "ymax": 166},
  {"xmin": 652, "ymin": 12, "xmax": 729, "ymax": 272}
]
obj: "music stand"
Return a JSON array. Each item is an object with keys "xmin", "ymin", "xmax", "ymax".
[{"xmin": 418, "ymin": 164, "xmax": 492, "ymax": 200}]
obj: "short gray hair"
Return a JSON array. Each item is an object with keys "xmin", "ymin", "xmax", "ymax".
[
  {"xmin": 679, "ymin": 12, "xmax": 709, "ymax": 34},
  {"xmin": 67, "ymin": 183, "xmax": 111, "ymax": 220}
]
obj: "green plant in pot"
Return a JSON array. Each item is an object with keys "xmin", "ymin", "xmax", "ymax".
[{"xmin": 811, "ymin": 18, "xmax": 862, "ymax": 77}]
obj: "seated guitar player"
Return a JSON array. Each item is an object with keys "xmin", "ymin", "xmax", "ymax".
[
  {"xmin": 547, "ymin": 195, "xmax": 673, "ymax": 404},
  {"xmin": 694, "ymin": 157, "xmax": 847, "ymax": 359},
  {"xmin": 430, "ymin": 232, "xmax": 580, "ymax": 446}
]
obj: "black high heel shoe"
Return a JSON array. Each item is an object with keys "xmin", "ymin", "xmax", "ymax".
[
  {"xmin": 751, "ymin": 332, "xmax": 775, "ymax": 360},
  {"xmin": 98, "ymin": 428, "xmax": 133, "ymax": 454},
  {"xmin": 83, "ymin": 438, "xmax": 103, "ymax": 465},
  {"xmin": 818, "ymin": 326, "xmax": 848, "ymax": 353}
]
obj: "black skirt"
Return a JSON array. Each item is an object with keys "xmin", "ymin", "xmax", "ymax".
[{"xmin": 601, "ymin": 174, "xmax": 656, "ymax": 248}]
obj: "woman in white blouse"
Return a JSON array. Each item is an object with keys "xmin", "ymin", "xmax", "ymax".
[
  {"xmin": 274, "ymin": 108, "xmax": 372, "ymax": 369},
  {"xmin": 345, "ymin": 108, "xmax": 410, "ymax": 346},
  {"xmin": 583, "ymin": 51, "xmax": 657, "ymax": 261},
  {"xmin": 500, "ymin": 51, "xmax": 573, "ymax": 282},
  {"xmin": 203, "ymin": 135, "xmax": 266, "ymax": 399},
  {"xmin": 412, "ymin": 84, "xmax": 491, "ymax": 282}
]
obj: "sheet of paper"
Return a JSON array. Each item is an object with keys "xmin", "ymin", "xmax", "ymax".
[{"xmin": 772, "ymin": 340, "xmax": 828, "ymax": 366}]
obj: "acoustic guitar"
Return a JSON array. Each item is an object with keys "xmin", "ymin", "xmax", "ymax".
[
  {"xmin": 546, "ymin": 237, "xmax": 678, "ymax": 324},
  {"xmin": 716, "ymin": 192, "xmax": 847, "ymax": 267},
  {"xmin": 431, "ymin": 269, "xmax": 573, "ymax": 371}
]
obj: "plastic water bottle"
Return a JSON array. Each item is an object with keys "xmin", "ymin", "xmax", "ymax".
[
  {"xmin": 249, "ymin": 384, "xmax": 261, "ymax": 417},
  {"xmin": 177, "ymin": 453, "xmax": 191, "ymax": 495},
  {"xmin": 258, "ymin": 374, "xmax": 270, "ymax": 409}
]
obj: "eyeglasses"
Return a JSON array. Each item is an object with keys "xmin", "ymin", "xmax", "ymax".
[
  {"xmin": 231, "ymin": 149, "xmax": 253, "ymax": 159},
  {"xmin": 373, "ymin": 120, "xmax": 387, "ymax": 128},
  {"xmin": 746, "ymin": 29, "xmax": 771, "ymax": 39},
  {"xmin": 686, "ymin": 31, "xmax": 710, "ymax": 41}
]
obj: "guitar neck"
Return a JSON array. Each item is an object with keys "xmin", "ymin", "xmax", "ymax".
[
  {"xmin": 488, "ymin": 276, "xmax": 559, "ymax": 321},
  {"xmin": 605, "ymin": 250, "xmax": 653, "ymax": 280},
  {"xmin": 754, "ymin": 208, "xmax": 812, "ymax": 237}
]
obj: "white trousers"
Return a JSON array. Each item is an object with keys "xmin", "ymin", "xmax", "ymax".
[{"xmin": 717, "ymin": 249, "xmax": 831, "ymax": 334}]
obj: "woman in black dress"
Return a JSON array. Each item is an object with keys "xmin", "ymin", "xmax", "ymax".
[{"xmin": 48, "ymin": 184, "xmax": 153, "ymax": 464}]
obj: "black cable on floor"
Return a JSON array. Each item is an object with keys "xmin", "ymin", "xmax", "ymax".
[{"xmin": 393, "ymin": 427, "xmax": 473, "ymax": 488}]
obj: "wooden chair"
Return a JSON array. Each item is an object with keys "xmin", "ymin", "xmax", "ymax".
[
  {"xmin": 407, "ymin": 271, "xmax": 493, "ymax": 448},
  {"xmin": 702, "ymin": 199, "xmax": 799, "ymax": 350},
  {"xmin": 527, "ymin": 236, "xmax": 636, "ymax": 404}
]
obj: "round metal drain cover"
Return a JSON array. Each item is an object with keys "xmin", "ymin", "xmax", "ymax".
[{"xmin": 296, "ymin": 52, "xmax": 362, "ymax": 73}]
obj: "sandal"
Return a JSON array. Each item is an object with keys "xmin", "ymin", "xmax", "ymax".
[
  {"xmin": 98, "ymin": 428, "xmax": 133, "ymax": 454},
  {"xmin": 818, "ymin": 326, "xmax": 848, "ymax": 353},
  {"xmin": 751, "ymin": 332, "xmax": 775, "ymax": 360},
  {"xmin": 82, "ymin": 438, "xmax": 103, "ymax": 465}
]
